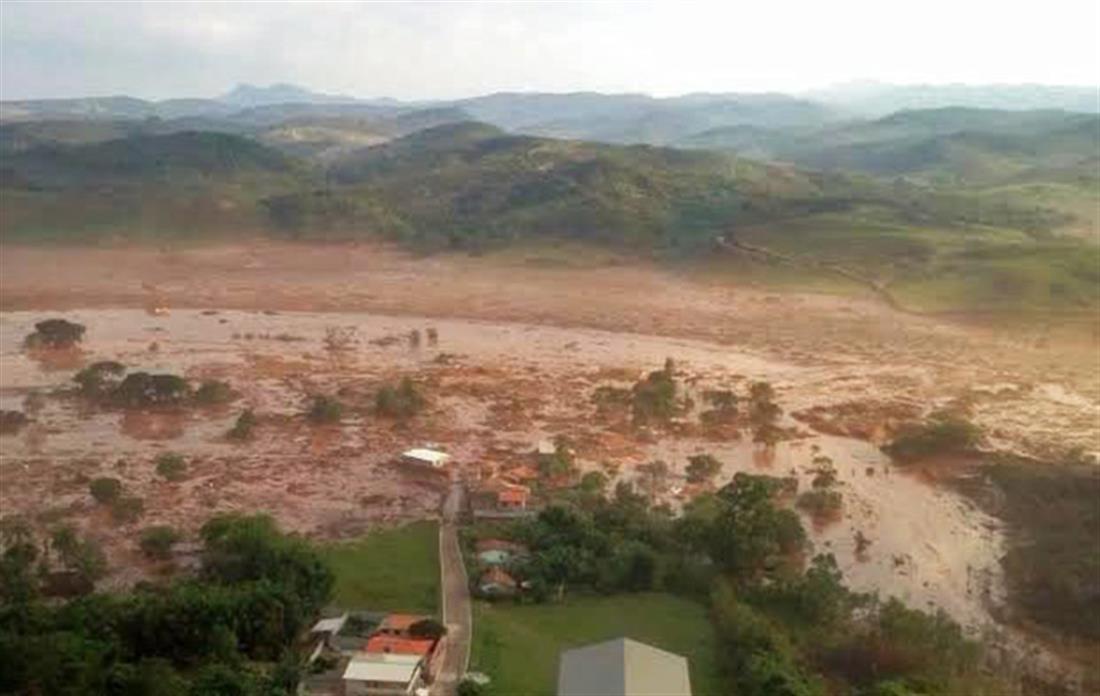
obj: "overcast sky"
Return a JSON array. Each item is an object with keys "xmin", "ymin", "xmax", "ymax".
[{"xmin": 1, "ymin": 1, "xmax": 1097, "ymax": 101}]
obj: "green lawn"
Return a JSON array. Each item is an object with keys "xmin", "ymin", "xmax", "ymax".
[
  {"xmin": 320, "ymin": 521, "xmax": 440, "ymax": 614},
  {"xmin": 470, "ymin": 593, "xmax": 726, "ymax": 696}
]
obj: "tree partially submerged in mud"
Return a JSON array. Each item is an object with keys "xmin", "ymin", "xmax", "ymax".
[
  {"xmin": 631, "ymin": 361, "xmax": 678, "ymax": 425},
  {"xmin": 74, "ymin": 362, "xmax": 238, "ymax": 411},
  {"xmin": 883, "ymin": 412, "xmax": 982, "ymax": 462},
  {"xmin": 23, "ymin": 318, "xmax": 85, "ymax": 350},
  {"xmin": 0, "ymin": 410, "xmax": 30, "ymax": 435},
  {"xmin": 307, "ymin": 395, "xmax": 344, "ymax": 424},
  {"xmin": 228, "ymin": 408, "xmax": 258, "ymax": 440},
  {"xmin": 73, "ymin": 360, "xmax": 125, "ymax": 397},
  {"xmin": 375, "ymin": 377, "xmax": 426, "ymax": 420}
]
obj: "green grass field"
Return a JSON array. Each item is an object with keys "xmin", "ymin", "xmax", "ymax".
[
  {"xmin": 470, "ymin": 593, "xmax": 726, "ymax": 696},
  {"xmin": 320, "ymin": 521, "xmax": 440, "ymax": 614}
]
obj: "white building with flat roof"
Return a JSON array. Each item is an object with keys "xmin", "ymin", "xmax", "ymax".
[
  {"xmin": 401, "ymin": 448, "xmax": 451, "ymax": 469},
  {"xmin": 343, "ymin": 653, "xmax": 424, "ymax": 696}
]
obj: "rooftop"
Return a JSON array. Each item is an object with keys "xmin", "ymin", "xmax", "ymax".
[
  {"xmin": 402, "ymin": 448, "xmax": 451, "ymax": 466},
  {"xmin": 365, "ymin": 635, "xmax": 435, "ymax": 656},
  {"xmin": 343, "ymin": 653, "xmax": 422, "ymax": 684},
  {"xmin": 557, "ymin": 637, "xmax": 691, "ymax": 696},
  {"xmin": 378, "ymin": 613, "xmax": 430, "ymax": 633}
]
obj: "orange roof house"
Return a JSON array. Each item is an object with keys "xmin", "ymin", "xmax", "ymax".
[
  {"xmin": 364, "ymin": 635, "xmax": 435, "ymax": 657},
  {"xmin": 498, "ymin": 487, "xmax": 529, "ymax": 509},
  {"xmin": 376, "ymin": 613, "xmax": 430, "ymax": 637}
]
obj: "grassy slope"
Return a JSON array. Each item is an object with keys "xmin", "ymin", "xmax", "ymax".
[
  {"xmin": 320, "ymin": 521, "xmax": 440, "ymax": 614},
  {"xmin": 470, "ymin": 593, "xmax": 725, "ymax": 696}
]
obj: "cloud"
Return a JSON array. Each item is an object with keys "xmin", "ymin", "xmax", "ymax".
[{"xmin": 1, "ymin": 0, "xmax": 1097, "ymax": 100}]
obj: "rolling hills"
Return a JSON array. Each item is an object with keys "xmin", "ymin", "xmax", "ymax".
[{"xmin": 1, "ymin": 94, "xmax": 1096, "ymax": 316}]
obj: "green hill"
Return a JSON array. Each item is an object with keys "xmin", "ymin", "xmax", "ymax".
[{"xmin": 0, "ymin": 132, "xmax": 302, "ymax": 241}]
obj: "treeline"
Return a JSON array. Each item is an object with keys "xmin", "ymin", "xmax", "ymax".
[
  {"xmin": 0, "ymin": 514, "xmax": 333, "ymax": 695},
  {"xmin": 483, "ymin": 471, "xmax": 1004, "ymax": 694}
]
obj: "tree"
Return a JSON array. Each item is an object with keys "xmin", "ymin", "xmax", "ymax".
[
  {"xmin": 375, "ymin": 377, "xmax": 426, "ymax": 419},
  {"xmin": 707, "ymin": 474, "xmax": 806, "ymax": 581},
  {"xmin": 631, "ymin": 367, "xmax": 677, "ymax": 425},
  {"xmin": 686, "ymin": 454, "xmax": 723, "ymax": 484},
  {"xmin": 306, "ymin": 395, "xmax": 343, "ymax": 424},
  {"xmin": 194, "ymin": 380, "xmax": 234, "ymax": 405},
  {"xmin": 89, "ymin": 477, "xmax": 122, "ymax": 504},
  {"xmin": 228, "ymin": 409, "xmax": 258, "ymax": 440},
  {"xmin": 74, "ymin": 360, "xmax": 126, "ymax": 396},
  {"xmin": 24, "ymin": 318, "xmax": 86, "ymax": 349},
  {"xmin": 140, "ymin": 526, "xmax": 182, "ymax": 560},
  {"xmin": 113, "ymin": 372, "xmax": 192, "ymax": 408},
  {"xmin": 110, "ymin": 497, "xmax": 145, "ymax": 525},
  {"xmin": 155, "ymin": 452, "xmax": 187, "ymax": 481}
]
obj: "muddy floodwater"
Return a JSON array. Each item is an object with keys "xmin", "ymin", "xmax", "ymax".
[{"xmin": 0, "ymin": 308, "xmax": 1011, "ymax": 635}]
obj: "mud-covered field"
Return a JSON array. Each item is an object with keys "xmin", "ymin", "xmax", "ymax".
[{"xmin": 0, "ymin": 241, "xmax": 1096, "ymax": 681}]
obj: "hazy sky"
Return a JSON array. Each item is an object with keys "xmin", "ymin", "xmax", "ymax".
[{"xmin": 2, "ymin": 1, "xmax": 1097, "ymax": 101}]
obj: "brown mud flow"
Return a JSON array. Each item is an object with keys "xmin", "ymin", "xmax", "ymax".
[{"xmin": 1, "ymin": 308, "xmax": 1009, "ymax": 631}]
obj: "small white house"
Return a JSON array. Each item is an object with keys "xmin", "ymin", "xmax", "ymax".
[
  {"xmin": 343, "ymin": 653, "xmax": 424, "ymax": 696},
  {"xmin": 401, "ymin": 448, "xmax": 451, "ymax": 469}
]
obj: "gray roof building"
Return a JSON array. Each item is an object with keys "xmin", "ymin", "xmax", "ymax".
[{"xmin": 557, "ymin": 637, "xmax": 692, "ymax": 696}]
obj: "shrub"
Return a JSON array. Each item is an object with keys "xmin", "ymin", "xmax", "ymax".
[
  {"xmin": 139, "ymin": 525, "xmax": 181, "ymax": 560},
  {"xmin": 796, "ymin": 490, "xmax": 843, "ymax": 518},
  {"xmin": 155, "ymin": 452, "xmax": 187, "ymax": 481},
  {"xmin": 89, "ymin": 477, "xmax": 122, "ymax": 504},
  {"xmin": 375, "ymin": 377, "xmax": 426, "ymax": 419},
  {"xmin": 631, "ymin": 365, "xmax": 677, "ymax": 424},
  {"xmin": 228, "ymin": 408, "xmax": 257, "ymax": 440},
  {"xmin": 307, "ymin": 395, "xmax": 343, "ymax": 424},
  {"xmin": 110, "ymin": 496, "xmax": 145, "ymax": 524},
  {"xmin": 24, "ymin": 318, "xmax": 85, "ymax": 349},
  {"xmin": 686, "ymin": 454, "xmax": 723, "ymax": 483},
  {"xmin": 194, "ymin": 380, "xmax": 234, "ymax": 405}
]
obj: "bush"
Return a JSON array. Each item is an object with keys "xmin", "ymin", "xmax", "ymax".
[
  {"xmin": 375, "ymin": 377, "xmax": 426, "ymax": 419},
  {"xmin": 228, "ymin": 408, "xmax": 257, "ymax": 440},
  {"xmin": 796, "ymin": 490, "xmax": 843, "ymax": 518},
  {"xmin": 24, "ymin": 318, "xmax": 85, "ymax": 349},
  {"xmin": 140, "ymin": 526, "xmax": 181, "ymax": 560},
  {"xmin": 155, "ymin": 452, "xmax": 187, "ymax": 481},
  {"xmin": 686, "ymin": 454, "xmax": 723, "ymax": 483},
  {"xmin": 110, "ymin": 496, "xmax": 145, "ymax": 524},
  {"xmin": 307, "ymin": 395, "xmax": 343, "ymax": 424},
  {"xmin": 0, "ymin": 410, "xmax": 30, "ymax": 435},
  {"xmin": 631, "ymin": 364, "xmax": 677, "ymax": 425},
  {"xmin": 194, "ymin": 380, "xmax": 234, "ymax": 405},
  {"xmin": 89, "ymin": 477, "xmax": 122, "ymax": 504}
]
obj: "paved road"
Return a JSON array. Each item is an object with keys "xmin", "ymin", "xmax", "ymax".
[{"xmin": 433, "ymin": 478, "xmax": 471, "ymax": 695}]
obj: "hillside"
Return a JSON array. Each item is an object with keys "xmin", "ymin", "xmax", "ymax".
[{"xmin": 0, "ymin": 132, "xmax": 302, "ymax": 241}]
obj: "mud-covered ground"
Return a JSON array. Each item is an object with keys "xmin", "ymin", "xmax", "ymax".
[
  {"xmin": 2, "ymin": 242, "xmax": 1096, "ymax": 458},
  {"xmin": 0, "ymin": 241, "xmax": 1095, "ymax": 684}
]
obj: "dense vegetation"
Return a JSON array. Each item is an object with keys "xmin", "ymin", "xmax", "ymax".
[
  {"xmin": 985, "ymin": 458, "xmax": 1100, "ymax": 642},
  {"xmin": 475, "ymin": 470, "xmax": 1003, "ymax": 694},
  {"xmin": 0, "ymin": 514, "xmax": 332, "ymax": 695}
]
